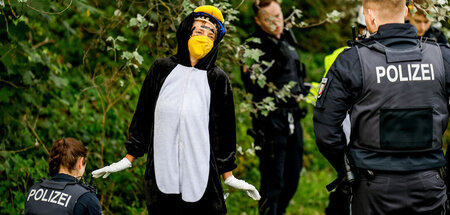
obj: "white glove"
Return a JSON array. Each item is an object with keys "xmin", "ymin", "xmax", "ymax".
[
  {"xmin": 92, "ymin": 157, "xmax": 132, "ymax": 178},
  {"xmin": 224, "ymin": 175, "xmax": 261, "ymax": 200}
]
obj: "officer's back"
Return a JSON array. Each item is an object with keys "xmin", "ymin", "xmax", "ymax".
[
  {"xmin": 25, "ymin": 138, "xmax": 102, "ymax": 215},
  {"xmin": 313, "ymin": 0, "xmax": 450, "ymax": 214}
]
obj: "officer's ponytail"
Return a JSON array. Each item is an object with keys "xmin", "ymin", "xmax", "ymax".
[{"xmin": 48, "ymin": 138, "xmax": 87, "ymax": 177}]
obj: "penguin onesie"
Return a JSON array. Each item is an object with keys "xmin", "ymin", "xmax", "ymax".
[{"xmin": 124, "ymin": 6, "xmax": 237, "ymax": 215}]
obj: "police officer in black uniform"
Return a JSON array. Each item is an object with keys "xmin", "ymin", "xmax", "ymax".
[
  {"xmin": 313, "ymin": 0, "xmax": 450, "ymax": 214},
  {"xmin": 407, "ymin": 0, "xmax": 448, "ymax": 44},
  {"xmin": 25, "ymin": 138, "xmax": 102, "ymax": 215},
  {"xmin": 241, "ymin": 0, "xmax": 308, "ymax": 214}
]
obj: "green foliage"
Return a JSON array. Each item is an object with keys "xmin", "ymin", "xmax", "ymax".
[{"xmin": 0, "ymin": 0, "xmax": 449, "ymax": 215}]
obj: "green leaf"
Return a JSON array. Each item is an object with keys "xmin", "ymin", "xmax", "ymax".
[
  {"xmin": 133, "ymin": 51, "xmax": 143, "ymax": 64},
  {"xmin": 49, "ymin": 74, "xmax": 68, "ymax": 88},
  {"xmin": 22, "ymin": 71, "xmax": 35, "ymax": 85},
  {"xmin": 116, "ymin": 36, "xmax": 127, "ymax": 42},
  {"xmin": 121, "ymin": 51, "xmax": 133, "ymax": 60},
  {"xmin": 58, "ymin": 98, "xmax": 70, "ymax": 106},
  {"xmin": 245, "ymin": 37, "xmax": 261, "ymax": 44},
  {"xmin": 141, "ymin": 21, "xmax": 149, "ymax": 30},
  {"xmin": 257, "ymin": 78, "xmax": 266, "ymax": 88},
  {"xmin": 8, "ymin": 21, "xmax": 30, "ymax": 41},
  {"xmin": 262, "ymin": 60, "xmax": 273, "ymax": 67},
  {"xmin": 136, "ymin": 14, "xmax": 145, "ymax": 23},
  {"xmin": 243, "ymin": 48, "xmax": 264, "ymax": 63},
  {"xmin": 129, "ymin": 18, "xmax": 138, "ymax": 27},
  {"xmin": 22, "ymin": 92, "xmax": 35, "ymax": 104},
  {"xmin": 0, "ymin": 87, "xmax": 12, "ymax": 103}
]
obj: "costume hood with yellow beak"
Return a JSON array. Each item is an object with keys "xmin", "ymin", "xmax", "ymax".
[{"xmin": 175, "ymin": 6, "xmax": 226, "ymax": 70}]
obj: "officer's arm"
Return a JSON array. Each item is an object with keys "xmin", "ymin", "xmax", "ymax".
[
  {"xmin": 441, "ymin": 45, "xmax": 450, "ymax": 97},
  {"xmin": 441, "ymin": 45, "xmax": 450, "ymax": 185},
  {"xmin": 313, "ymin": 49, "xmax": 362, "ymax": 174},
  {"xmin": 73, "ymin": 193, "xmax": 102, "ymax": 215}
]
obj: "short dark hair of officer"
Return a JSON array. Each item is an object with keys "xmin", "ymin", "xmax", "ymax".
[
  {"xmin": 252, "ymin": 0, "xmax": 279, "ymax": 15},
  {"xmin": 48, "ymin": 138, "xmax": 87, "ymax": 177}
]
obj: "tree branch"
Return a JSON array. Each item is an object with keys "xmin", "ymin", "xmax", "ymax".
[
  {"xmin": 0, "ymin": 145, "xmax": 34, "ymax": 153},
  {"xmin": 0, "ymin": 79, "xmax": 19, "ymax": 88},
  {"xmin": 26, "ymin": 0, "xmax": 72, "ymax": 15},
  {"xmin": 32, "ymin": 38, "xmax": 55, "ymax": 49},
  {"xmin": 24, "ymin": 115, "xmax": 49, "ymax": 155}
]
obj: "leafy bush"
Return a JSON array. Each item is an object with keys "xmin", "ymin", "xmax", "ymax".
[{"xmin": 1, "ymin": 0, "xmax": 448, "ymax": 214}]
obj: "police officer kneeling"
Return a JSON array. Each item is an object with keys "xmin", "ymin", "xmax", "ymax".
[
  {"xmin": 313, "ymin": 0, "xmax": 450, "ymax": 214},
  {"xmin": 25, "ymin": 138, "xmax": 102, "ymax": 215}
]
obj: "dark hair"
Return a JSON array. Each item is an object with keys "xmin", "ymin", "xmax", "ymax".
[
  {"xmin": 48, "ymin": 138, "xmax": 87, "ymax": 177},
  {"xmin": 252, "ymin": 0, "xmax": 279, "ymax": 16}
]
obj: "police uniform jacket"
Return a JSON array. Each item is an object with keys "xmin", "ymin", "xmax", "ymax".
[
  {"xmin": 242, "ymin": 27, "xmax": 308, "ymax": 109},
  {"xmin": 423, "ymin": 26, "xmax": 448, "ymax": 44},
  {"xmin": 242, "ymin": 27, "xmax": 308, "ymax": 139},
  {"xmin": 25, "ymin": 173, "xmax": 101, "ymax": 215},
  {"xmin": 313, "ymin": 23, "xmax": 450, "ymax": 174}
]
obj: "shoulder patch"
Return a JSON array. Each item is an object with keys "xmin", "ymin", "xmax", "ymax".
[{"xmin": 317, "ymin": 78, "xmax": 328, "ymax": 99}]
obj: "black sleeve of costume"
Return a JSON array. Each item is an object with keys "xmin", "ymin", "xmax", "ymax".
[
  {"xmin": 210, "ymin": 67, "xmax": 238, "ymax": 174},
  {"xmin": 124, "ymin": 62, "xmax": 158, "ymax": 158},
  {"xmin": 313, "ymin": 48, "xmax": 362, "ymax": 174},
  {"xmin": 73, "ymin": 193, "xmax": 102, "ymax": 215}
]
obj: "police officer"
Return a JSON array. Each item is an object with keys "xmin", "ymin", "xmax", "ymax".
[
  {"xmin": 241, "ymin": 0, "xmax": 308, "ymax": 214},
  {"xmin": 313, "ymin": 0, "xmax": 450, "ymax": 214},
  {"xmin": 322, "ymin": 7, "xmax": 368, "ymax": 215},
  {"xmin": 25, "ymin": 138, "xmax": 101, "ymax": 215},
  {"xmin": 407, "ymin": 0, "xmax": 448, "ymax": 44}
]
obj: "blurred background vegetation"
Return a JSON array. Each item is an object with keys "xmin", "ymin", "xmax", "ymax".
[{"xmin": 0, "ymin": 0, "xmax": 449, "ymax": 214}]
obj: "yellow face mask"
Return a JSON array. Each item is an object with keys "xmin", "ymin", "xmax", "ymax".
[{"xmin": 188, "ymin": 36, "xmax": 214, "ymax": 60}]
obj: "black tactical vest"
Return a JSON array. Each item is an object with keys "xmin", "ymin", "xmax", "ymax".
[
  {"xmin": 276, "ymin": 37, "xmax": 304, "ymax": 96},
  {"xmin": 25, "ymin": 179, "xmax": 89, "ymax": 215},
  {"xmin": 350, "ymin": 41, "xmax": 448, "ymax": 153}
]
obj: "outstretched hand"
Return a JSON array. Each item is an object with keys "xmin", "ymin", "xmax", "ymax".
[
  {"xmin": 92, "ymin": 157, "xmax": 132, "ymax": 178},
  {"xmin": 224, "ymin": 175, "xmax": 261, "ymax": 200}
]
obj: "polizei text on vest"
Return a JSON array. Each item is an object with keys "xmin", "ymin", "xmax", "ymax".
[
  {"xmin": 27, "ymin": 188, "xmax": 73, "ymax": 207},
  {"xmin": 376, "ymin": 63, "xmax": 435, "ymax": 83}
]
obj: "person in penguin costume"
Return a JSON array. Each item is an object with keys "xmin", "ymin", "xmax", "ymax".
[{"xmin": 92, "ymin": 5, "xmax": 260, "ymax": 215}]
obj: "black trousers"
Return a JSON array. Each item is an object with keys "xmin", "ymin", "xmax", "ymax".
[
  {"xmin": 325, "ymin": 185, "xmax": 350, "ymax": 215},
  {"xmin": 352, "ymin": 169, "xmax": 447, "ymax": 215},
  {"xmin": 255, "ymin": 111, "xmax": 304, "ymax": 215}
]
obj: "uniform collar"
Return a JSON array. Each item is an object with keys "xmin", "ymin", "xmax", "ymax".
[
  {"xmin": 254, "ymin": 26, "xmax": 287, "ymax": 42},
  {"xmin": 372, "ymin": 23, "xmax": 418, "ymax": 40},
  {"xmin": 52, "ymin": 173, "xmax": 79, "ymax": 182}
]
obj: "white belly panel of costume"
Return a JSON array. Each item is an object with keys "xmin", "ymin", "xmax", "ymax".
[{"xmin": 153, "ymin": 64, "xmax": 211, "ymax": 202}]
